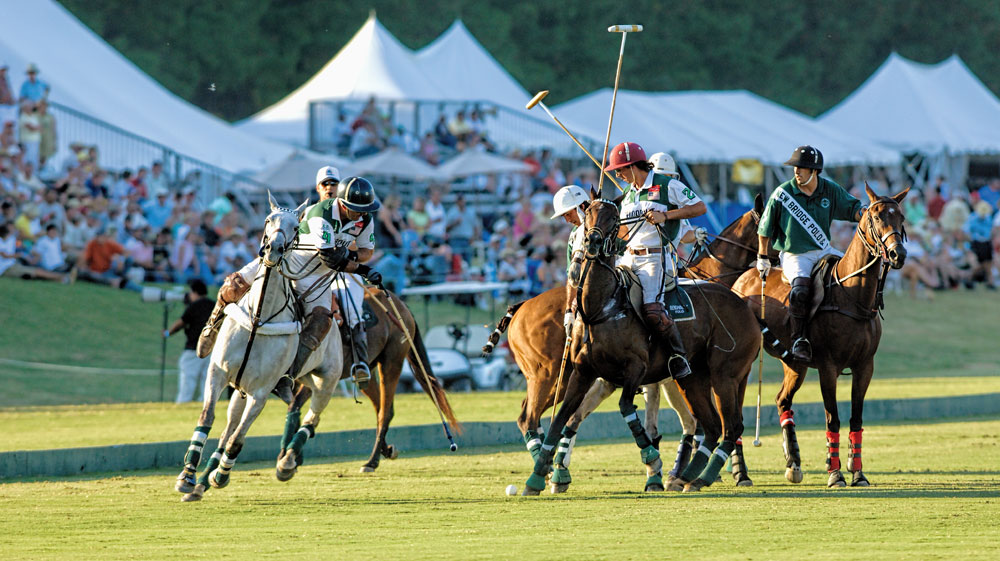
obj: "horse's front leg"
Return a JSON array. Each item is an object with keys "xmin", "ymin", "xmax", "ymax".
[
  {"xmin": 176, "ymin": 364, "xmax": 227, "ymax": 496},
  {"xmin": 523, "ymin": 369, "xmax": 592, "ymax": 495},
  {"xmin": 182, "ymin": 385, "xmax": 247, "ymax": 502},
  {"xmin": 777, "ymin": 362, "xmax": 808, "ymax": 484},
  {"xmin": 616, "ymin": 362, "xmax": 661, "ymax": 491},
  {"xmin": 659, "ymin": 379, "xmax": 698, "ymax": 486},
  {"xmin": 208, "ymin": 391, "xmax": 270, "ymax": 491},
  {"xmin": 847, "ymin": 359, "xmax": 875, "ymax": 487},
  {"xmin": 817, "ymin": 363, "xmax": 846, "ymax": 488},
  {"xmin": 548, "ymin": 376, "xmax": 615, "ymax": 493}
]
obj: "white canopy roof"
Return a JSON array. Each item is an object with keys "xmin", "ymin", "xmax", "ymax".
[
  {"xmin": 436, "ymin": 149, "xmax": 531, "ymax": 178},
  {"xmin": 251, "ymin": 151, "xmax": 353, "ymax": 193},
  {"xmin": 238, "ymin": 15, "xmax": 444, "ymax": 145},
  {"xmin": 0, "ymin": 0, "xmax": 292, "ymax": 173},
  {"xmin": 350, "ymin": 148, "xmax": 444, "ymax": 180},
  {"xmin": 819, "ymin": 53, "xmax": 1000, "ymax": 156},
  {"xmin": 554, "ymin": 89, "xmax": 901, "ymax": 167}
]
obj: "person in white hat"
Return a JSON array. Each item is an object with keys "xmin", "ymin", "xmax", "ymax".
[
  {"xmin": 550, "ymin": 184, "xmax": 590, "ymax": 340},
  {"xmin": 19, "ymin": 63, "xmax": 49, "ymax": 103}
]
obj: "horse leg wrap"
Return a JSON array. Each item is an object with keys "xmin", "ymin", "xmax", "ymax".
[
  {"xmin": 183, "ymin": 425, "xmax": 211, "ymax": 467},
  {"xmin": 780, "ymin": 411, "xmax": 800, "ymax": 466},
  {"xmin": 287, "ymin": 424, "xmax": 316, "ymax": 455},
  {"xmin": 732, "ymin": 438, "xmax": 749, "ymax": 476},
  {"xmin": 523, "ymin": 430, "xmax": 543, "ymax": 464},
  {"xmin": 847, "ymin": 430, "xmax": 863, "ymax": 473},
  {"xmin": 826, "ymin": 431, "xmax": 841, "ymax": 472},
  {"xmin": 623, "ymin": 408, "xmax": 653, "ymax": 450},
  {"xmin": 696, "ymin": 441, "xmax": 735, "ymax": 486},
  {"xmin": 669, "ymin": 434, "xmax": 695, "ymax": 478},
  {"xmin": 197, "ymin": 447, "xmax": 224, "ymax": 487},
  {"xmin": 280, "ymin": 411, "xmax": 302, "ymax": 453},
  {"xmin": 679, "ymin": 442, "xmax": 714, "ymax": 483},
  {"xmin": 551, "ymin": 430, "xmax": 575, "ymax": 486}
]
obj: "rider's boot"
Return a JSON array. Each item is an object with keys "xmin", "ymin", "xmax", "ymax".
[
  {"xmin": 641, "ymin": 302, "xmax": 692, "ymax": 379},
  {"xmin": 347, "ymin": 322, "xmax": 371, "ymax": 389},
  {"xmin": 288, "ymin": 307, "xmax": 334, "ymax": 378},
  {"xmin": 196, "ymin": 272, "xmax": 251, "ymax": 358},
  {"xmin": 789, "ymin": 277, "xmax": 813, "ymax": 362}
]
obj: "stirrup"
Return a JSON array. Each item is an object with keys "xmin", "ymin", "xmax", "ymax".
[
  {"xmin": 352, "ymin": 362, "xmax": 371, "ymax": 389},
  {"xmin": 791, "ymin": 338, "xmax": 812, "ymax": 361},
  {"xmin": 668, "ymin": 355, "xmax": 692, "ymax": 379}
]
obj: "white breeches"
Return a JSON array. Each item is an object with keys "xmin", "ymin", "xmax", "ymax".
[
  {"xmin": 620, "ymin": 251, "xmax": 676, "ymax": 304},
  {"xmin": 779, "ymin": 247, "xmax": 840, "ymax": 282},
  {"xmin": 332, "ymin": 273, "xmax": 365, "ymax": 328}
]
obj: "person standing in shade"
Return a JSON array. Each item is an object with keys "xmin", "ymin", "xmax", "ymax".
[{"xmin": 165, "ymin": 279, "xmax": 214, "ymax": 403}]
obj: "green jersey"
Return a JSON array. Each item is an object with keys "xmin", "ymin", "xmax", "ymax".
[
  {"xmin": 298, "ymin": 198, "xmax": 375, "ymax": 250},
  {"xmin": 758, "ymin": 177, "xmax": 861, "ymax": 253}
]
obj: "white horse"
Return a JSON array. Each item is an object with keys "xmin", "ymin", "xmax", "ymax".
[{"xmin": 174, "ymin": 194, "xmax": 344, "ymax": 502}]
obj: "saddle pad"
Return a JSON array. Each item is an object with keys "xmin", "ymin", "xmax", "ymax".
[
  {"xmin": 224, "ymin": 303, "xmax": 301, "ymax": 335},
  {"xmin": 663, "ymin": 285, "xmax": 696, "ymax": 322},
  {"xmin": 616, "ymin": 265, "xmax": 645, "ymax": 319},
  {"xmin": 810, "ymin": 254, "xmax": 841, "ymax": 319}
]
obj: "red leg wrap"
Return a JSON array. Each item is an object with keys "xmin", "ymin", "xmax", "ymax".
[
  {"xmin": 847, "ymin": 429, "xmax": 863, "ymax": 472},
  {"xmin": 779, "ymin": 410, "xmax": 795, "ymax": 428},
  {"xmin": 825, "ymin": 431, "xmax": 841, "ymax": 472},
  {"xmin": 736, "ymin": 437, "xmax": 743, "ymax": 445}
]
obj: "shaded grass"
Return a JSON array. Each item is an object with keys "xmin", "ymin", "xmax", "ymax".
[{"xmin": 1, "ymin": 419, "xmax": 999, "ymax": 561}]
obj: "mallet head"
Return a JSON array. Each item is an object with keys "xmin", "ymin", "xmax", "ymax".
[
  {"xmin": 753, "ymin": 439, "xmax": 762, "ymax": 447},
  {"xmin": 526, "ymin": 90, "xmax": 549, "ymax": 110},
  {"xmin": 607, "ymin": 24, "xmax": 643, "ymax": 33}
]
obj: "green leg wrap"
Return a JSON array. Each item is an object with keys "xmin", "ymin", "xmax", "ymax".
[
  {"xmin": 182, "ymin": 425, "xmax": 211, "ymax": 467},
  {"xmin": 696, "ymin": 441, "xmax": 735, "ymax": 486},
  {"xmin": 679, "ymin": 441, "xmax": 714, "ymax": 482},
  {"xmin": 641, "ymin": 445, "xmax": 661, "ymax": 466},
  {"xmin": 287, "ymin": 424, "xmax": 315, "ymax": 455},
  {"xmin": 280, "ymin": 411, "xmax": 301, "ymax": 453},
  {"xmin": 551, "ymin": 428, "xmax": 576, "ymax": 486},
  {"xmin": 196, "ymin": 447, "xmax": 224, "ymax": 487},
  {"xmin": 525, "ymin": 471, "xmax": 547, "ymax": 491},
  {"xmin": 623, "ymin": 406, "xmax": 652, "ymax": 449},
  {"xmin": 645, "ymin": 473, "xmax": 663, "ymax": 490},
  {"xmin": 523, "ymin": 429, "xmax": 543, "ymax": 464}
]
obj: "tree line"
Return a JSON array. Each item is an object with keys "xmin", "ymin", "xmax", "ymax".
[{"xmin": 60, "ymin": 0, "xmax": 1000, "ymax": 122}]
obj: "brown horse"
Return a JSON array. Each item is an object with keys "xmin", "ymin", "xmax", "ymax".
[
  {"xmin": 521, "ymin": 194, "xmax": 760, "ymax": 494},
  {"xmin": 732, "ymin": 185, "xmax": 908, "ymax": 487},
  {"xmin": 275, "ymin": 286, "xmax": 461, "ymax": 478},
  {"xmin": 484, "ymin": 194, "xmax": 766, "ymax": 490}
]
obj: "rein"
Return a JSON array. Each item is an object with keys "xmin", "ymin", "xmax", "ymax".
[
  {"xmin": 233, "ymin": 265, "xmax": 271, "ymax": 394},
  {"xmin": 829, "ymin": 204, "xmax": 906, "ymax": 320}
]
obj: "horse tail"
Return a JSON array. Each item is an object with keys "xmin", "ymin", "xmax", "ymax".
[
  {"xmin": 482, "ymin": 301, "xmax": 526, "ymax": 356},
  {"xmin": 408, "ymin": 324, "xmax": 463, "ymax": 435},
  {"xmin": 757, "ymin": 317, "xmax": 792, "ymax": 361}
]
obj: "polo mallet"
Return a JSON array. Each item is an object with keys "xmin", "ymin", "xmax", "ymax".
[
  {"xmin": 550, "ymin": 333, "xmax": 572, "ymax": 426},
  {"xmin": 526, "ymin": 91, "xmax": 624, "ymax": 192},
  {"xmin": 753, "ymin": 274, "xmax": 766, "ymax": 447},
  {"xmin": 371, "ymin": 287, "xmax": 458, "ymax": 452},
  {"xmin": 597, "ymin": 24, "xmax": 642, "ymax": 198}
]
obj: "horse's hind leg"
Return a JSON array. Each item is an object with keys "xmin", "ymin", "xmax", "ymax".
[
  {"xmin": 684, "ymin": 378, "xmax": 743, "ymax": 492},
  {"xmin": 276, "ymin": 384, "xmax": 312, "ymax": 482},
  {"xmin": 847, "ymin": 359, "xmax": 875, "ymax": 487},
  {"xmin": 518, "ymin": 363, "xmax": 563, "ymax": 465},
  {"xmin": 777, "ymin": 361, "xmax": 808, "ymax": 484},
  {"xmin": 669, "ymin": 375, "xmax": 719, "ymax": 491},
  {"xmin": 547, "ymin": 376, "xmax": 614, "ymax": 493},
  {"xmin": 614, "ymin": 364, "xmax": 665, "ymax": 492},
  {"xmin": 660, "ymin": 380, "xmax": 698, "ymax": 486},
  {"xmin": 523, "ymin": 370, "xmax": 592, "ymax": 495},
  {"xmin": 279, "ymin": 373, "xmax": 337, "ymax": 477},
  {"xmin": 362, "ymin": 361, "xmax": 401, "ymax": 473},
  {"xmin": 177, "ymin": 369, "xmax": 226, "ymax": 499},
  {"xmin": 730, "ymin": 373, "xmax": 753, "ymax": 487}
]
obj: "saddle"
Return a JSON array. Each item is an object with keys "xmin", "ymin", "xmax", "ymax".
[
  {"xmin": 777, "ymin": 253, "xmax": 841, "ymax": 322},
  {"xmin": 615, "ymin": 266, "xmax": 697, "ymax": 322}
]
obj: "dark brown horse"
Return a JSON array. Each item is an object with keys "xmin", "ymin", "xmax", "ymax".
[
  {"xmin": 732, "ymin": 185, "xmax": 908, "ymax": 487},
  {"xmin": 521, "ymin": 194, "xmax": 760, "ymax": 494},
  {"xmin": 276, "ymin": 286, "xmax": 461, "ymax": 478},
  {"xmin": 484, "ymin": 195, "xmax": 766, "ymax": 490}
]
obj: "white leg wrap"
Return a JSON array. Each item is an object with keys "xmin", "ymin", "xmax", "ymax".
[
  {"xmin": 713, "ymin": 447, "xmax": 730, "ymax": 461},
  {"xmin": 220, "ymin": 454, "xmax": 236, "ymax": 471},
  {"xmin": 697, "ymin": 444, "xmax": 712, "ymax": 457},
  {"xmin": 541, "ymin": 443, "xmax": 555, "ymax": 452},
  {"xmin": 622, "ymin": 411, "xmax": 639, "ymax": 423},
  {"xmin": 187, "ymin": 430, "xmax": 208, "ymax": 454},
  {"xmin": 525, "ymin": 438, "xmax": 542, "ymax": 451}
]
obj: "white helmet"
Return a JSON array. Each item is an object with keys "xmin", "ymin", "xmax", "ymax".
[
  {"xmin": 550, "ymin": 185, "xmax": 588, "ymax": 219},
  {"xmin": 649, "ymin": 152, "xmax": 678, "ymax": 177}
]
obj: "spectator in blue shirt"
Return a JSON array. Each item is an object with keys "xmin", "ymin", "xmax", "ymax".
[
  {"xmin": 964, "ymin": 200, "xmax": 996, "ymax": 289},
  {"xmin": 18, "ymin": 64, "xmax": 49, "ymax": 103},
  {"xmin": 976, "ymin": 178, "xmax": 1000, "ymax": 213}
]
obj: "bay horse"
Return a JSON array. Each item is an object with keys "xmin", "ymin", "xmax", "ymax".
[
  {"xmin": 521, "ymin": 194, "xmax": 760, "ymax": 494},
  {"xmin": 732, "ymin": 185, "xmax": 908, "ymax": 487},
  {"xmin": 175, "ymin": 196, "xmax": 346, "ymax": 501},
  {"xmin": 484, "ymin": 194, "xmax": 766, "ymax": 491},
  {"xmin": 277, "ymin": 284, "xmax": 461, "ymax": 477}
]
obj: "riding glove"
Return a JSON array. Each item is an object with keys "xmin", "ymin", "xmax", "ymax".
[
  {"xmin": 755, "ymin": 256, "xmax": 771, "ymax": 279},
  {"xmin": 319, "ymin": 246, "xmax": 349, "ymax": 271},
  {"xmin": 563, "ymin": 311, "xmax": 574, "ymax": 339},
  {"xmin": 694, "ymin": 227, "xmax": 708, "ymax": 243}
]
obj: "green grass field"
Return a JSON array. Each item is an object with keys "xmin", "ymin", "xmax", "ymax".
[{"xmin": 1, "ymin": 418, "xmax": 999, "ymax": 561}]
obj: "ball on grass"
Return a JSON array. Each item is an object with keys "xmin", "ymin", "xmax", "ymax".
[{"xmin": 505, "ymin": 484, "xmax": 518, "ymax": 496}]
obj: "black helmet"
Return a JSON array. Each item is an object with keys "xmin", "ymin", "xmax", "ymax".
[
  {"xmin": 336, "ymin": 177, "xmax": 380, "ymax": 213},
  {"xmin": 784, "ymin": 145, "xmax": 823, "ymax": 170}
]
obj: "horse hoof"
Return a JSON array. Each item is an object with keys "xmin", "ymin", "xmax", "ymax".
[
  {"xmin": 735, "ymin": 477, "xmax": 754, "ymax": 487},
  {"xmin": 181, "ymin": 484, "xmax": 206, "ymax": 502},
  {"xmin": 851, "ymin": 472, "xmax": 870, "ymax": 487},
  {"xmin": 384, "ymin": 445, "xmax": 399, "ymax": 460},
  {"xmin": 683, "ymin": 479, "xmax": 707, "ymax": 493},
  {"xmin": 359, "ymin": 466, "xmax": 375, "ymax": 473},
  {"xmin": 785, "ymin": 464, "xmax": 803, "ymax": 484},
  {"xmin": 549, "ymin": 483, "xmax": 570, "ymax": 494},
  {"xmin": 827, "ymin": 470, "xmax": 847, "ymax": 488},
  {"xmin": 645, "ymin": 483, "xmax": 665, "ymax": 492},
  {"xmin": 275, "ymin": 467, "xmax": 297, "ymax": 482},
  {"xmin": 520, "ymin": 487, "xmax": 541, "ymax": 496},
  {"xmin": 175, "ymin": 475, "xmax": 195, "ymax": 494},
  {"xmin": 666, "ymin": 478, "xmax": 687, "ymax": 492},
  {"xmin": 209, "ymin": 469, "xmax": 230, "ymax": 489}
]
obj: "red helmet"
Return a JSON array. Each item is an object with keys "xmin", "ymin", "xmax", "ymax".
[{"xmin": 604, "ymin": 142, "xmax": 647, "ymax": 171}]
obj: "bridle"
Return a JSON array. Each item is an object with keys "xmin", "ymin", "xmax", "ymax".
[
  {"xmin": 683, "ymin": 208, "xmax": 761, "ymax": 280},
  {"xmin": 836, "ymin": 201, "xmax": 907, "ymax": 284},
  {"xmin": 573, "ymin": 198, "xmax": 627, "ymax": 325}
]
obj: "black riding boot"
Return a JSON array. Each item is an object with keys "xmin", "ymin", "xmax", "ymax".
[
  {"xmin": 642, "ymin": 302, "xmax": 692, "ymax": 379},
  {"xmin": 789, "ymin": 277, "xmax": 812, "ymax": 362},
  {"xmin": 348, "ymin": 323, "xmax": 371, "ymax": 389},
  {"xmin": 289, "ymin": 307, "xmax": 333, "ymax": 378}
]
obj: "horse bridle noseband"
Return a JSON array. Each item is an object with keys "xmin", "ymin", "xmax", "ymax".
[{"xmin": 837, "ymin": 201, "xmax": 906, "ymax": 283}]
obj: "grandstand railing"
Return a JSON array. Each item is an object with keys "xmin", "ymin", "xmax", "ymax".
[{"xmin": 48, "ymin": 101, "xmax": 279, "ymax": 220}]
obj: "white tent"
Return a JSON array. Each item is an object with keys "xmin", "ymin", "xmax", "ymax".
[
  {"xmin": 819, "ymin": 53, "xmax": 1000, "ymax": 187},
  {"xmin": 251, "ymin": 151, "xmax": 354, "ymax": 193},
  {"xmin": 0, "ymin": 0, "xmax": 292, "ymax": 174},
  {"xmin": 555, "ymin": 88, "xmax": 901, "ymax": 168},
  {"xmin": 436, "ymin": 149, "xmax": 531, "ymax": 179},
  {"xmin": 238, "ymin": 15, "xmax": 444, "ymax": 145},
  {"xmin": 350, "ymin": 148, "xmax": 444, "ymax": 180}
]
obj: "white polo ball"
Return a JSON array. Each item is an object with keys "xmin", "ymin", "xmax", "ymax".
[{"xmin": 505, "ymin": 484, "xmax": 518, "ymax": 496}]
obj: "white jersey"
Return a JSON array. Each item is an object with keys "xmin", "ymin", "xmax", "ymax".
[
  {"xmin": 299, "ymin": 198, "xmax": 375, "ymax": 251},
  {"xmin": 619, "ymin": 172, "xmax": 702, "ymax": 250}
]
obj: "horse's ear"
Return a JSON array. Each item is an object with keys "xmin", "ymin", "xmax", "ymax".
[
  {"xmin": 864, "ymin": 182, "xmax": 877, "ymax": 203},
  {"xmin": 754, "ymin": 192, "xmax": 764, "ymax": 213},
  {"xmin": 267, "ymin": 190, "xmax": 278, "ymax": 212},
  {"xmin": 589, "ymin": 185, "xmax": 599, "ymax": 200},
  {"xmin": 891, "ymin": 187, "xmax": 910, "ymax": 205},
  {"xmin": 295, "ymin": 197, "xmax": 310, "ymax": 218}
]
